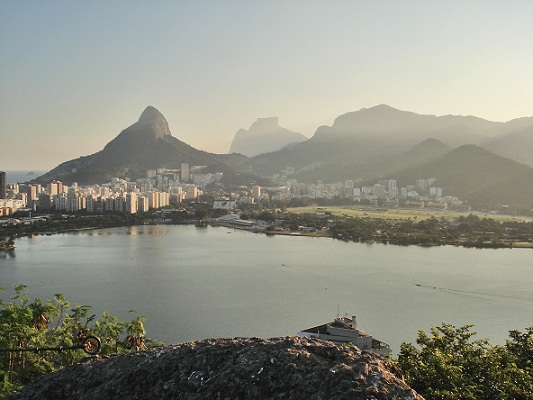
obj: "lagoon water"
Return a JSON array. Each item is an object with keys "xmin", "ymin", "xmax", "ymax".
[{"xmin": 1, "ymin": 225, "xmax": 532, "ymax": 354}]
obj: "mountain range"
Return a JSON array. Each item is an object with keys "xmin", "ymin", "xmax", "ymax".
[
  {"xmin": 249, "ymin": 104, "xmax": 533, "ymax": 176},
  {"xmin": 36, "ymin": 105, "xmax": 533, "ymax": 210}
]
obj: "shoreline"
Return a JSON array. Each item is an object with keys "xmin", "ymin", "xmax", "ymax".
[
  {"xmin": 2, "ymin": 215, "xmax": 532, "ymax": 251},
  {"xmin": 209, "ymin": 220, "xmax": 532, "ymax": 249}
]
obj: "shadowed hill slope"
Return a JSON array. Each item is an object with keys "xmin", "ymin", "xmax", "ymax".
[
  {"xmin": 289, "ymin": 138, "xmax": 452, "ymax": 183},
  {"xmin": 389, "ymin": 145, "xmax": 533, "ymax": 209}
]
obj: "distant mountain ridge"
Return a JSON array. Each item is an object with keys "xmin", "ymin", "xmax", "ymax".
[
  {"xmin": 250, "ymin": 104, "xmax": 533, "ymax": 177},
  {"xmin": 245, "ymin": 105, "xmax": 532, "ymax": 210},
  {"xmin": 229, "ymin": 117, "xmax": 307, "ymax": 157},
  {"xmin": 34, "ymin": 104, "xmax": 533, "ymax": 210},
  {"xmin": 313, "ymin": 104, "xmax": 497, "ymax": 146}
]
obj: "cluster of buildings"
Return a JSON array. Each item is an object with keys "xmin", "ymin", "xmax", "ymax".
[
  {"xmin": 0, "ymin": 164, "xmax": 468, "ymax": 217},
  {"xmin": 257, "ymin": 174, "xmax": 467, "ymax": 210},
  {"xmin": 0, "ymin": 165, "xmax": 223, "ymax": 216}
]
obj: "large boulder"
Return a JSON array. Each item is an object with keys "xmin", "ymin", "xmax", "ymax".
[{"xmin": 7, "ymin": 336, "xmax": 423, "ymax": 400}]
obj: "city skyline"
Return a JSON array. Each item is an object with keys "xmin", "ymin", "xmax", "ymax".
[{"xmin": 1, "ymin": 1, "xmax": 532, "ymax": 170}]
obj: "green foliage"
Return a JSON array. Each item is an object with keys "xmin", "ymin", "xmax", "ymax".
[
  {"xmin": 397, "ymin": 323, "xmax": 533, "ymax": 400},
  {"xmin": 256, "ymin": 211, "xmax": 276, "ymax": 222},
  {"xmin": 194, "ymin": 207, "xmax": 208, "ymax": 220},
  {"xmin": 0, "ymin": 285, "xmax": 159, "ymax": 397},
  {"xmin": 326, "ymin": 213, "xmax": 532, "ymax": 247}
]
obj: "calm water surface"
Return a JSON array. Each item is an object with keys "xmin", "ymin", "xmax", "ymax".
[{"xmin": 1, "ymin": 225, "xmax": 532, "ymax": 354}]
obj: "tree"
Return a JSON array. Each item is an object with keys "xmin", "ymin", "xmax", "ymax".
[
  {"xmin": 195, "ymin": 208, "xmax": 208, "ymax": 220},
  {"xmin": 397, "ymin": 323, "xmax": 533, "ymax": 400},
  {"xmin": 0, "ymin": 285, "xmax": 159, "ymax": 396},
  {"xmin": 256, "ymin": 211, "xmax": 275, "ymax": 222}
]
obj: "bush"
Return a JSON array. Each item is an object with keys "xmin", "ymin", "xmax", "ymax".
[
  {"xmin": 397, "ymin": 323, "xmax": 533, "ymax": 400},
  {"xmin": 0, "ymin": 285, "xmax": 159, "ymax": 396}
]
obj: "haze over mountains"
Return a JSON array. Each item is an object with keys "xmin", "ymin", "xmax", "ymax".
[
  {"xmin": 229, "ymin": 117, "xmax": 307, "ymax": 157},
  {"xmin": 391, "ymin": 144, "xmax": 533, "ymax": 210},
  {"xmin": 251, "ymin": 104, "xmax": 532, "ymax": 175},
  {"xmin": 36, "ymin": 104, "xmax": 533, "ymax": 210},
  {"xmin": 481, "ymin": 117, "xmax": 533, "ymax": 166}
]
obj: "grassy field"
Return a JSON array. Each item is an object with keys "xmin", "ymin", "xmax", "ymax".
[{"xmin": 287, "ymin": 206, "xmax": 533, "ymax": 222}]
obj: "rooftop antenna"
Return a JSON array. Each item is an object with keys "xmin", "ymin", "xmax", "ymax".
[{"xmin": 337, "ymin": 304, "xmax": 340, "ymax": 318}]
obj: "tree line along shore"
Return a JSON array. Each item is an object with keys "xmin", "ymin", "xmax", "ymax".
[{"xmin": 2, "ymin": 206, "xmax": 532, "ymax": 250}]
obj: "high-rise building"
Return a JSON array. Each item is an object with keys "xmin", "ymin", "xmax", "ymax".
[
  {"xmin": 186, "ymin": 186, "xmax": 198, "ymax": 200},
  {"xmin": 158, "ymin": 191, "xmax": 170, "ymax": 207},
  {"xmin": 126, "ymin": 193, "xmax": 138, "ymax": 214},
  {"xmin": 148, "ymin": 191, "xmax": 160, "ymax": 209},
  {"xmin": 0, "ymin": 171, "xmax": 6, "ymax": 199},
  {"xmin": 180, "ymin": 163, "xmax": 189, "ymax": 182},
  {"xmin": 26, "ymin": 184, "xmax": 38, "ymax": 202},
  {"xmin": 85, "ymin": 194, "xmax": 99, "ymax": 213},
  {"xmin": 252, "ymin": 185, "xmax": 262, "ymax": 199},
  {"xmin": 387, "ymin": 179, "xmax": 398, "ymax": 199},
  {"xmin": 138, "ymin": 196, "xmax": 150, "ymax": 212},
  {"xmin": 416, "ymin": 179, "xmax": 427, "ymax": 191},
  {"xmin": 48, "ymin": 180, "xmax": 63, "ymax": 196}
]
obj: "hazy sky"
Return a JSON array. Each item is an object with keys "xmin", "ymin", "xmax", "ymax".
[{"xmin": 1, "ymin": 1, "xmax": 532, "ymax": 170}]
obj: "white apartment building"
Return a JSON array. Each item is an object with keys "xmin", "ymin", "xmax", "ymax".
[
  {"xmin": 0, "ymin": 199, "xmax": 26, "ymax": 215},
  {"xmin": 148, "ymin": 191, "xmax": 160, "ymax": 209},
  {"xmin": 158, "ymin": 192, "xmax": 170, "ymax": 208},
  {"xmin": 126, "ymin": 193, "xmax": 138, "ymax": 214}
]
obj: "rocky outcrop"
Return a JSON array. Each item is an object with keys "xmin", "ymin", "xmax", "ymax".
[
  {"xmin": 7, "ymin": 336, "xmax": 423, "ymax": 400},
  {"xmin": 136, "ymin": 105, "xmax": 172, "ymax": 138}
]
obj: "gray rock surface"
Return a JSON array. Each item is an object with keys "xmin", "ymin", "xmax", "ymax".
[{"xmin": 6, "ymin": 336, "xmax": 423, "ymax": 400}]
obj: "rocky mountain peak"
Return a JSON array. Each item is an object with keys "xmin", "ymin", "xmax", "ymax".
[
  {"xmin": 249, "ymin": 116, "xmax": 280, "ymax": 134},
  {"xmin": 34, "ymin": 105, "xmax": 219, "ymax": 185},
  {"xmin": 361, "ymin": 104, "xmax": 399, "ymax": 113},
  {"xmin": 230, "ymin": 117, "xmax": 307, "ymax": 157},
  {"xmin": 137, "ymin": 106, "xmax": 172, "ymax": 138}
]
